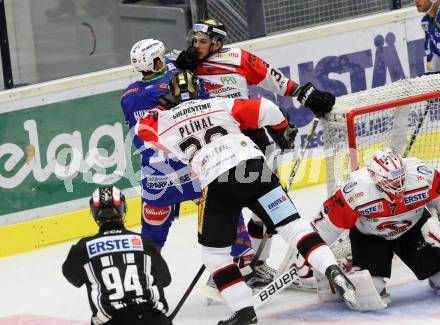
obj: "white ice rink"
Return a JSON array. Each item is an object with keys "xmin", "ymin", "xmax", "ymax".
[{"xmin": 1, "ymin": 184, "xmax": 439, "ymax": 325}]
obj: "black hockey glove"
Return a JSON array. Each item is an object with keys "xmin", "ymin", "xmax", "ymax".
[
  {"xmin": 268, "ymin": 123, "xmax": 298, "ymax": 150},
  {"xmin": 175, "ymin": 47, "xmax": 199, "ymax": 71},
  {"xmin": 297, "ymin": 82, "xmax": 335, "ymax": 117},
  {"xmin": 157, "ymin": 93, "xmax": 178, "ymax": 109}
]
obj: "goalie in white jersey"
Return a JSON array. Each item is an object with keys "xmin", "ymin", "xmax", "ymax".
[
  {"xmin": 312, "ymin": 148, "xmax": 440, "ymax": 309},
  {"xmin": 135, "ymin": 71, "xmax": 355, "ymax": 325}
]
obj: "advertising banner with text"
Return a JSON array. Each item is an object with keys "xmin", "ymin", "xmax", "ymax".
[{"xmin": 0, "ymin": 11, "xmax": 429, "ymax": 220}]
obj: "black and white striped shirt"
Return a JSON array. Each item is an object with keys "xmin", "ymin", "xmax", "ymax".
[{"xmin": 62, "ymin": 222, "xmax": 171, "ymax": 325}]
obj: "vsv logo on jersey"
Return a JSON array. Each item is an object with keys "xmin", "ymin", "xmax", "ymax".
[
  {"xmin": 87, "ymin": 235, "xmax": 144, "ymax": 258},
  {"xmin": 359, "ymin": 202, "xmax": 383, "ymax": 215},
  {"xmin": 403, "ymin": 190, "xmax": 428, "ymax": 205}
]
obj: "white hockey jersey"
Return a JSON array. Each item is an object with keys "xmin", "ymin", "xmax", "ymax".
[
  {"xmin": 193, "ymin": 47, "xmax": 299, "ymax": 99},
  {"xmin": 135, "ymin": 97, "xmax": 287, "ymax": 188},
  {"xmin": 313, "ymin": 158, "xmax": 440, "ymax": 243}
]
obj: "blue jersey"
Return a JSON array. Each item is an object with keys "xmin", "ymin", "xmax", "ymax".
[
  {"xmin": 421, "ymin": 8, "xmax": 440, "ymax": 71},
  {"xmin": 121, "ymin": 60, "xmax": 202, "ymax": 206}
]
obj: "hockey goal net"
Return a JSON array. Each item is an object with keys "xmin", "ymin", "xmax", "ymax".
[{"xmin": 323, "ymin": 74, "xmax": 440, "ymax": 196}]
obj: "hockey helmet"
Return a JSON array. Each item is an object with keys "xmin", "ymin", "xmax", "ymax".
[
  {"xmin": 367, "ymin": 148, "xmax": 406, "ymax": 195},
  {"xmin": 89, "ymin": 187, "xmax": 127, "ymax": 224},
  {"xmin": 169, "ymin": 70, "xmax": 200, "ymax": 103},
  {"xmin": 191, "ymin": 19, "xmax": 227, "ymax": 44},
  {"xmin": 130, "ymin": 39, "xmax": 167, "ymax": 73}
]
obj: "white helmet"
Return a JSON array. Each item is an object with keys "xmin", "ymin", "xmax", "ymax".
[
  {"xmin": 368, "ymin": 148, "xmax": 406, "ymax": 195},
  {"xmin": 130, "ymin": 39, "xmax": 166, "ymax": 73}
]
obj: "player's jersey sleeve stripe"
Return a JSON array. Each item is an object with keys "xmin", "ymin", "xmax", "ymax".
[
  {"xmin": 230, "ymin": 98, "xmax": 260, "ymax": 129},
  {"xmin": 429, "ymin": 168, "xmax": 440, "ymax": 202},
  {"xmin": 230, "ymin": 98, "xmax": 286, "ymax": 130},
  {"xmin": 239, "ymin": 50, "xmax": 267, "ymax": 85},
  {"xmin": 324, "ymin": 189, "xmax": 359, "ymax": 229},
  {"xmin": 136, "ymin": 114, "xmax": 159, "ymax": 142},
  {"xmin": 270, "ymin": 119, "xmax": 289, "ymax": 130}
]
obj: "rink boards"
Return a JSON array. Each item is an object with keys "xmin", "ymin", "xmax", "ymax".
[{"xmin": 0, "ymin": 7, "xmax": 437, "ymax": 257}]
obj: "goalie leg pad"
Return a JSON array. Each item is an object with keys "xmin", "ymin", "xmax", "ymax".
[{"xmin": 317, "ymin": 269, "xmax": 388, "ymax": 310}]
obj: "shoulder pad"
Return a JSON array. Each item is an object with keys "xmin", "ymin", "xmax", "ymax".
[
  {"xmin": 406, "ymin": 158, "xmax": 434, "ymax": 177},
  {"xmin": 339, "ymin": 168, "xmax": 379, "ymax": 207}
]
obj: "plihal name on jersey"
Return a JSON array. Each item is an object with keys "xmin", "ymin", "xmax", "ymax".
[{"xmin": 179, "ymin": 117, "xmax": 214, "ymax": 138}]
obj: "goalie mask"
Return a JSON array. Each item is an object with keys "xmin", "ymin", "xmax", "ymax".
[
  {"xmin": 169, "ymin": 70, "xmax": 200, "ymax": 103},
  {"xmin": 90, "ymin": 187, "xmax": 127, "ymax": 225},
  {"xmin": 130, "ymin": 39, "xmax": 167, "ymax": 73},
  {"xmin": 368, "ymin": 148, "xmax": 406, "ymax": 195}
]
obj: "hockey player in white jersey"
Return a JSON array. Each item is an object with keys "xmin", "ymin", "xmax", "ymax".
[
  {"xmin": 135, "ymin": 71, "xmax": 355, "ymax": 324},
  {"xmin": 175, "ymin": 18, "xmax": 336, "ymax": 285},
  {"xmin": 312, "ymin": 148, "xmax": 440, "ymax": 310}
]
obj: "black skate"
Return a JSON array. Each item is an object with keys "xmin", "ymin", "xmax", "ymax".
[
  {"xmin": 246, "ymin": 260, "xmax": 276, "ymax": 289},
  {"xmin": 325, "ymin": 265, "xmax": 356, "ymax": 308},
  {"xmin": 218, "ymin": 306, "xmax": 257, "ymax": 325}
]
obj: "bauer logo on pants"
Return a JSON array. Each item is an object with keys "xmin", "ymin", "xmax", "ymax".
[{"xmin": 142, "ymin": 203, "xmax": 172, "ymax": 226}]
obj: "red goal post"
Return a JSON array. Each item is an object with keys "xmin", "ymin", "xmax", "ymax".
[{"xmin": 323, "ymin": 74, "xmax": 440, "ymax": 196}]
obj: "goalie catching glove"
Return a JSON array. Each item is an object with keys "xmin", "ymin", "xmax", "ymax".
[
  {"xmin": 421, "ymin": 208, "xmax": 440, "ymax": 248},
  {"xmin": 297, "ymin": 82, "xmax": 335, "ymax": 117},
  {"xmin": 267, "ymin": 123, "xmax": 298, "ymax": 150},
  {"xmin": 175, "ymin": 47, "xmax": 199, "ymax": 71}
]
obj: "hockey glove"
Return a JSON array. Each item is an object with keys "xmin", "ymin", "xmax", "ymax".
[
  {"xmin": 175, "ymin": 47, "xmax": 199, "ymax": 71},
  {"xmin": 158, "ymin": 93, "xmax": 178, "ymax": 109},
  {"xmin": 421, "ymin": 208, "xmax": 440, "ymax": 248},
  {"xmin": 297, "ymin": 82, "xmax": 335, "ymax": 117},
  {"xmin": 268, "ymin": 123, "xmax": 298, "ymax": 150}
]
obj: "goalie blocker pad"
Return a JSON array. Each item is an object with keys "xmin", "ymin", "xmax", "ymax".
[{"xmin": 317, "ymin": 269, "xmax": 388, "ymax": 311}]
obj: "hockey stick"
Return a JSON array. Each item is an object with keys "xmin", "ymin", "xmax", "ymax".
[
  {"xmin": 168, "ymin": 264, "xmax": 206, "ymax": 321},
  {"xmin": 402, "ymin": 98, "xmax": 435, "ymax": 158},
  {"xmin": 275, "ymin": 117, "xmax": 320, "ymax": 279},
  {"xmin": 248, "ymin": 119, "xmax": 320, "ymax": 278},
  {"xmin": 285, "ymin": 117, "xmax": 320, "ymax": 192}
]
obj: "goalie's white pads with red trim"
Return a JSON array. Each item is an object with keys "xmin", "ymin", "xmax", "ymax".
[
  {"xmin": 317, "ymin": 269, "xmax": 388, "ymax": 311},
  {"xmin": 421, "ymin": 208, "xmax": 440, "ymax": 248}
]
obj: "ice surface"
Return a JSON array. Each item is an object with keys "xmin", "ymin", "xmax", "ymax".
[{"xmin": 1, "ymin": 184, "xmax": 439, "ymax": 325}]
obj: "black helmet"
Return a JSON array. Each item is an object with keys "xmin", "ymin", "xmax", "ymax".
[
  {"xmin": 192, "ymin": 19, "xmax": 227, "ymax": 44},
  {"xmin": 89, "ymin": 187, "xmax": 127, "ymax": 224},
  {"xmin": 169, "ymin": 70, "xmax": 200, "ymax": 103}
]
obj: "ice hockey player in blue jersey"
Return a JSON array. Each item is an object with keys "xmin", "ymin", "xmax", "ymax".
[
  {"xmin": 417, "ymin": 0, "xmax": 440, "ymax": 72},
  {"xmin": 121, "ymin": 39, "xmax": 254, "ymax": 266}
]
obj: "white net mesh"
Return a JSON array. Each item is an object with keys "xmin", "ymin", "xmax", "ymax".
[{"xmin": 323, "ymin": 74, "xmax": 440, "ymax": 195}]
